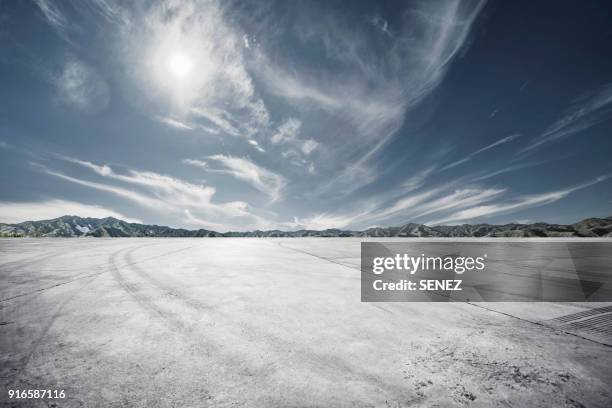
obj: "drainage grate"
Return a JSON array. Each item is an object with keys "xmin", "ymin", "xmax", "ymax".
[
  {"xmin": 546, "ymin": 306, "xmax": 612, "ymax": 342},
  {"xmin": 549, "ymin": 305, "xmax": 612, "ymax": 324},
  {"xmin": 565, "ymin": 313, "xmax": 612, "ymax": 336}
]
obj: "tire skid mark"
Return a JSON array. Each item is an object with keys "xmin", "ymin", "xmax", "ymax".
[
  {"xmin": 109, "ymin": 246, "xmax": 187, "ymax": 332},
  {"xmin": 113, "ymin": 242, "xmax": 409, "ymax": 397},
  {"xmin": 7, "ymin": 241, "xmax": 432, "ymax": 402},
  {"xmin": 123, "ymin": 245, "xmax": 212, "ymax": 312}
]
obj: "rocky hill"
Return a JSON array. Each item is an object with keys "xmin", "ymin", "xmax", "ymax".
[{"xmin": 1, "ymin": 215, "xmax": 611, "ymax": 238}]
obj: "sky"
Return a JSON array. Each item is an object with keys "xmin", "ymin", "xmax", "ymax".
[{"xmin": 0, "ymin": 0, "xmax": 611, "ymax": 231}]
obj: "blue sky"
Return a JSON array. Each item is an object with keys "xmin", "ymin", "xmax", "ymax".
[{"xmin": 1, "ymin": 0, "xmax": 611, "ymax": 231}]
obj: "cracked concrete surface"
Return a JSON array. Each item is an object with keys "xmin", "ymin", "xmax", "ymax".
[{"xmin": 1, "ymin": 238, "xmax": 611, "ymax": 407}]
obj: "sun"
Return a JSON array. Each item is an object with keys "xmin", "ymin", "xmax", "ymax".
[{"xmin": 168, "ymin": 53, "xmax": 193, "ymax": 79}]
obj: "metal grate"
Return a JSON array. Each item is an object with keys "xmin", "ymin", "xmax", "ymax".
[
  {"xmin": 549, "ymin": 305, "xmax": 612, "ymax": 324},
  {"xmin": 547, "ymin": 306, "xmax": 612, "ymax": 340},
  {"xmin": 565, "ymin": 313, "xmax": 612, "ymax": 336}
]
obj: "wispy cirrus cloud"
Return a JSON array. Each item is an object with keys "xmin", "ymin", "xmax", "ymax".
[
  {"xmin": 156, "ymin": 116, "xmax": 194, "ymax": 131},
  {"xmin": 251, "ymin": 0, "xmax": 487, "ymax": 195},
  {"xmin": 427, "ymin": 174, "xmax": 610, "ymax": 225},
  {"xmin": 269, "ymin": 118, "xmax": 318, "ymax": 157},
  {"xmin": 441, "ymin": 134, "xmax": 521, "ymax": 171},
  {"xmin": 285, "ymin": 180, "xmax": 503, "ymax": 230},
  {"xmin": 271, "ymin": 118, "xmax": 302, "ymax": 145},
  {"xmin": 156, "ymin": 115, "xmax": 222, "ymax": 135},
  {"xmin": 470, "ymin": 161, "xmax": 543, "ymax": 182},
  {"xmin": 198, "ymin": 155, "xmax": 286, "ymax": 202},
  {"xmin": 301, "ymin": 139, "xmax": 319, "ymax": 155},
  {"xmin": 124, "ymin": 0, "xmax": 270, "ymax": 141},
  {"xmin": 248, "ymin": 140, "xmax": 265, "ymax": 153},
  {"xmin": 56, "ymin": 57, "xmax": 110, "ymax": 114},
  {"xmin": 37, "ymin": 158, "xmax": 267, "ymax": 231},
  {"xmin": 286, "ymin": 169, "xmax": 609, "ymax": 230},
  {"xmin": 524, "ymin": 83, "xmax": 612, "ymax": 151},
  {"xmin": 182, "ymin": 158, "xmax": 207, "ymax": 168},
  {"xmin": 400, "ymin": 167, "xmax": 437, "ymax": 193},
  {"xmin": 28, "ymin": 0, "xmax": 490, "ymax": 222},
  {"xmin": 364, "ymin": 184, "xmax": 504, "ymax": 225},
  {"xmin": 33, "ymin": 0, "xmax": 75, "ymax": 34}
]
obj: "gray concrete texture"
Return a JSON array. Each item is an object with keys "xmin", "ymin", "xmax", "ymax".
[{"xmin": 0, "ymin": 238, "xmax": 611, "ymax": 407}]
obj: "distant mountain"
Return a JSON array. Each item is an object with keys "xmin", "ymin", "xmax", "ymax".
[
  {"xmin": 1, "ymin": 215, "xmax": 611, "ymax": 238},
  {"xmin": 0, "ymin": 216, "xmax": 217, "ymax": 238}
]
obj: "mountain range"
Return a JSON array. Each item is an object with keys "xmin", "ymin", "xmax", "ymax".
[{"xmin": 1, "ymin": 215, "xmax": 611, "ymax": 238}]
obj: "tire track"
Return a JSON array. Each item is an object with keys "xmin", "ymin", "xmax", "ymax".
[
  {"xmin": 112, "ymin": 241, "xmax": 414, "ymax": 398},
  {"xmin": 123, "ymin": 245, "xmax": 212, "ymax": 312},
  {"xmin": 109, "ymin": 244, "xmax": 187, "ymax": 332},
  {"xmin": 0, "ymin": 241, "xmax": 104, "ymax": 271},
  {"xmin": 1, "ymin": 242, "xmax": 184, "ymax": 303}
]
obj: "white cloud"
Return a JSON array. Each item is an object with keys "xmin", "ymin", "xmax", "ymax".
[
  {"xmin": 289, "ymin": 172, "xmax": 607, "ymax": 230},
  {"xmin": 256, "ymin": 61, "xmax": 406, "ymax": 147},
  {"xmin": 470, "ymin": 161, "xmax": 545, "ymax": 182},
  {"xmin": 513, "ymin": 219, "xmax": 533, "ymax": 225},
  {"xmin": 269, "ymin": 118, "xmax": 319, "ymax": 162},
  {"xmin": 368, "ymin": 188, "xmax": 442, "ymax": 222},
  {"xmin": 369, "ymin": 15, "xmax": 393, "ymax": 37},
  {"xmin": 252, "ymin": 0, "xmax": 486, "ymax": 195},
  {"xmin": 182, "ymin": 158, "xmax": 207, "ymax": 168},
  {"xmin": 23, "ymin": 1, "xmax": 506, "ymax": 232},
  {"xmin": 525, "ymin": 83, "xmax": 612, "ymax": 151},
  {"xmin": 191, "ymin": 108, "xmax": 241, "ymax": 136},
  {"xmin": 410, "ymin": 188, "xmax": 505, "ymax": 219},
  {"xmin": 281, "ymin": 149, "xmax": 309, "ymax": 167},
  {"xmin": 73, "ymin": 0, "xmax": 487, "ymax": 205},
  {"xmin": 39, "ymin": 158, "xmax": 266, "ymax": 231},
  {"xmin": 204, "ymin": 155, "xmax": 286, "ymax": 202},
  {"xmin": 292, "ymin": 177, "xmax": 517, "ymax": 230},
  {"xmin": 182, "ymin": 209, "xmax": 275, "ymax": 232},
  {"xmin": 441, "ymin": 134, "xmax": 521, "ymax": 171},
  {"xmin": 427, "ymin": 175, "xmax": 610, "ymax": 225},
  {"xmin": 182, "ymin": 209, "xmax": 236, "ymax": 232},
  {"xmin": 41, "ymin": 166, "xmax": 166, "ymax": 211},
  {"xmin": 249, "ymin": 139, "xmax": 265, "ymax": 153},
  {"xmin": 271, "ymin": 118, "xmax": 301, "ymax": 144},
  {"xmin": 56, "ymin": 57, "xmax": 110, "ymax": 114},
  {"xmin": 156, "ymin": 116, "xmax": 194, "ymax": 131},
  {"xmin": 34, "ymin": 0, "xmax": 74, "ymax": 34},
  {"xmin": 400, "ymin": 167, "xmax": 437, "ymax": 193},
  {"xmin": 286, "ymin": 212, "xmax": 366, "ymax": 231},
  {"xmin": 0, "ymin": 199, "xmax": 140, "ymax": 224},
  {"xmin": 301, "ymin": 139, "xmax": 318, "ymax": 155},
  {"xmin": 157, "ymin": 116, "xmax": 221, "ymax": 134},
  {"xmin": 87, "ymin": 0, "xmax": 130, "ymax": 25},
  {"xmin": 125, "ymin": 0, "xmax": 269, "ymax": 138}
]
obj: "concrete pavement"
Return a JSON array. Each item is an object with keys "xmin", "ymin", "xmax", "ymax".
[{"xmin": 1, "ymin": 238, "xmax": 611, "ymax": 407}]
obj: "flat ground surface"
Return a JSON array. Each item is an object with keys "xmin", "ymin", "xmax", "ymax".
[{"xmin": 0, "ymin": 238, "xmax": 611, "ymax": 407}]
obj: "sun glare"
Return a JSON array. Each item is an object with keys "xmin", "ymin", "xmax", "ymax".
[{"xmin": 168, "ymin": 53, "xmax": 192, "ymax": 79}]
